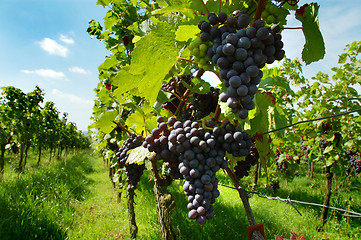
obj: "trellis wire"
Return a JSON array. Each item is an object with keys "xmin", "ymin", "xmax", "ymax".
[
  {"xmin": 218, "ymin": 184, "xmax": 361, "ymax": 218},
  {"xmin": 254, "ymin": 108, "xmax": 361, "ymax": 137}
]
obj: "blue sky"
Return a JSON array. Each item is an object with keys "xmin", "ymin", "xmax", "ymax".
[{"xmin": 0, "ymin": 0, "xmax": 360, "ymax": 131}]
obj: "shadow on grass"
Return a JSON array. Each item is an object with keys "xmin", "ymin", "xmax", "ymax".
[{"xmin": 0, "ymin": 151, "xmax": 95, "ymax": 240}]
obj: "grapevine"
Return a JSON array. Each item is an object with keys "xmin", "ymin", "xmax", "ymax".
[
  {"xmin": 261, "ymin": 1, "xmax": 289, "ymax": 27},
  {"xmin": 116, "ymin": 134, "xmax": 145, "ymax": 191},
  {"xmin": 143, "ymin": 117, "xmax": 251, "ymax": 225},
  {"xmin": 197, "ymin": 11, "xmax": 285, "ymax": 119}
]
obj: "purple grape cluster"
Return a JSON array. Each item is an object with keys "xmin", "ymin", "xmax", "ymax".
[
  {"xmin": 125, "ymin": 163, "xmax": 146, "ymax": 191},
  {"xmin": 346, "ymin": 148, "xmax": 361, "ymax": 175},
  {"xmin": 142, "ymin": 116, "xmax": 182, "ymax": 179},
  {"xmin": 198, "ymin": 11, "xmax": 285, "ymax": 119},
  {"xmin": 115, "ymin": 134, "xmax": 145, "ymax": 191},
  {"xmin": 116, "ymin": 134, "xmax": 143, "ymax": 168},
  {"xmin": 269, "ymin": 180, "xmax": 280, "ymax": 194},
  {"xmin": 234, "ymin": 145, "xmax": 259, "ymax": 179},
  {"xmin": 274, "ymin": 147, "xmax": 288, "ymax": 171},
  {"xmin": 319, "ymin": 138, "xmax": 330, "ymax": 151},
  {"xmin": 143, "ymin": 117, "xmax": 251, "ymax": 225},
  {"xmin": 189, "ymin": 87, "xmax": 220, "ymax": 120},
  {"xmin": 161, "ymin": 75, "xmax": 193, "ymax": 114}
]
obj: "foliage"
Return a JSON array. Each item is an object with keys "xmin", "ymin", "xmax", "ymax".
[
  {"xmin": 86, "ymin": 0, "xmax": 360, "ymax": 235},
  {"xmin": 0, "ymin": 86, "xmax": 91, "ymax": 173}
]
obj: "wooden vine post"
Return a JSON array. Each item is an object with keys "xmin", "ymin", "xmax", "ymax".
[
  {"xmin": 225, "ymin": 167, "xmax": 265, "ymax": 240},
  {"xmin": 150, "ymin": 154, "xmax": 177, "ymax": 240},
  {"xmin": 127, "ymin": 190, "xmax": 138, "ymax": 238}
]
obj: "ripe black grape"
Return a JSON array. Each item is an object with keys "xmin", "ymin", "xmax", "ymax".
[{"xmin": 116, "ymin": 134, "xmax": 145, "ymax": 191}]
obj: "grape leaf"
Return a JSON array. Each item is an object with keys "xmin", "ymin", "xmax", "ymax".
[
  {"xmin": 295, "ymin": 3, "xmax": 325, "ymax": 65},
  {"xmin": 128, "ymin": 22, "xmax": 178, "ymax": 105},
  {"xmin": 182, "ymin": 77, "xmax": 211, "ymax": 94},
  {"xmin": 126, "ymin": 146, "xmax": 153, "ymax": 165},
  {"xmin": 176, "ymin": 25, "xmax": 200, "ymax": 42},
  {"xmin": 125, "ymin": 110, "xmax": 145, "ymax": 134},
  {"xmin": 93, "ymin": 110, "xmax": 118, "ymax": 134},
  {"xmin": 258, "ymin": 77, "xmax": 274, "ymax": 91}
]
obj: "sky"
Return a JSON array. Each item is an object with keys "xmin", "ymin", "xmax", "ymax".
[{"xmin": 0, "ymin": 0, "xmax": 360, "ymax": 131}]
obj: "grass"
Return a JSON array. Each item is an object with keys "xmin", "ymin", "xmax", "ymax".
[{"xmin": 1, "ymin": 150, "xmax": 360, "ymax": 239}]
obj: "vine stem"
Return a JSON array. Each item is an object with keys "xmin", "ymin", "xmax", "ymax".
[
  {"xmin": 213, "ymin": 104, "xmax": 221, "ymax": 122},
  {"xmin": 218, "ymin": 0, "xmax": 222, "ymax": 13},
  {"xmin": 174, "ymin": 68, "xmax": 205, "ymax": 116},
  {"xmin": 161, "ymin": 87, "xmax": 182, "ymax": 100},
  {"xmin": 252, "ymin": 0, "xmax": 267, "ymax": 25},
  {"xmin": 149, "ymin": 153, "xmax": 166, "ymax": 239},
  {"xmin": 113, "ymin": 120, "xmax": 132, "ymax": 137},
  {"xmin": 199, "ymin": 0, "xmax": 209, "ymax": 14},
  {"xmin": 282, "ymin": 27, "xmax": 303, "ymax": 30},
  {"xmin": 210, "ymin": 70, "xmax": 223, "ymax": 82},
  {"xmin": 224, "ymin": 167, "xmax": 265, "ymax": 240},
  {"xmin": 254, "ymin": 108, "xmax": 361, "ymax": 137},
  {"xmin": 178, "ymin": 57, "xmax": 198, "ymax": 65},
  {"xmin": 150, "ymin": 153, "xmax": 160, "ymax": 182}
]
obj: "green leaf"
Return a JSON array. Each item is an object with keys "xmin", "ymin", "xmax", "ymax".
[
  {"xmin": 176, "ymin": 25, "xmax": 200, "ymax": 42},
  {"xmin": 128, "ymin": 22, "xmax": 178, "ymax": 105},
  {"xmin": 258, "ymin": 77, "xmax": 274, "ymax": 91},
  {"xmin": 94, "ymin": 110, "xmax": 118, "ymax": 134},
  {"xmin": 126, "ymin": 146, "xmax": 153, "ymax": 165},
  {"xmin": 325, "ymin": 156, "xmax": 335, "ymax": 167},
  {"xmin": 323, "ymin": 145, "xmax": 333, "ymax": 154},
  {"xmin": 125, "ymin": 111, "xmax": 145, "ymax": 134},
  {"xmin": 296, "ymin": 3, "xmax": 325, "ymax": 64},
  {"xmin": 219, "ymin": 102, "xmax": 242, "ymax": 122},
  {"xmin": 96, "ymin": 0, "xmax": 111, "ymax": 7},
  {"xmin": 113, "ymin": 172, "xmax": 120, "ymax": 183},
  {"xmin": 182, "ymin": 77, "xmax": 211, "ymax": 94}
]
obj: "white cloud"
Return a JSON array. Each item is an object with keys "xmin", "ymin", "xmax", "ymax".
[
  {"xmin": 38, "ymin": 38, "xmax": 68, "ymax": 57},
  {"xmin": 52, "ymin": 89, "xmax": 93, "ymax": 106},
  {"xmin": 21, "ymin": 69, "xmax": 67, "ymax": 80},
  {"xmin": 68, "ymin": 66, "xmax": 88, "ymax": 74},
  {"xmin": 59, "ymin": 34, "xmax": 74, "ymax": 44}
]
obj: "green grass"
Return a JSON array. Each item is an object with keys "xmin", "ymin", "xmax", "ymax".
[{"xmin": 1, "ymin": 151, "xmax": 360, "ymax": 239}]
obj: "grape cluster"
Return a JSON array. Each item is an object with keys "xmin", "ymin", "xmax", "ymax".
[
  {"xmin": 269, "ymin": 180, "xmax": 280, "ymax": 194},
  {"xmin": 274, "ymin": 147, "xmax": 288, "ymax": 170},
  {"xmin": 144, "ymin": 117, "xmax": 251, "ymax": 225},
  {"xmin": 198, "ymin": 11, "xmax": 285, "ymax": 119},
  {"xmin": 162, "ymin": 75, "xmax": 193, "ymax": 114},
  {"xmin": 189, "ymin": 37, "xmax": 214, "ymax": 71},
  {"xmin": 116, "ymin": 134, "xmax": 143, "ymax": 168},
  {"xmin": 261, "ymin": 2, "xmax": 289, "ymax": 27},
  {"xmin": 189, "ymin": 87, "xmax": 220, "ymax": 120},
  {"xmin": 319, "ymin": 138, "xmax": 330, "ymax": 152},
  {"xmin": 115, "ymin": 134, "xmax": 145, "ymax": 191},
  {"xmin": 346, "ymin": 148, "xmax": 361, "ymax": 175},
  {"xmin": 125, "ymin": 163, "xmax": 146, "ymax": 191},
  {"xmin": 161, "ymin": 75, "xmax": 192, "ymax": 94},
  {"xmin": 234, "ymin": 145, "xmax": 259, "ymax": 179},
  {"xmin": 300, "ymin": 140, "xmax": 309, "ymax": 159},
  {"xmin": 142, "ymin": 116, "xmax": 182, "ymax": 179}
]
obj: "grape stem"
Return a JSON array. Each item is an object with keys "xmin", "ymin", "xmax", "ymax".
[
  {"xmin": 178, "ymin": 57, "xmax": 198, "ymax": 66},
  {"xmin": 218, "ymin": 0, "xmax": 222, "ymax": 13},
  {"xmin": 224, "ymin": 166, "xmax": 265, "ymax": 240},
  {"xmin": 113, "ymin": 120, "xmax": 132, "ymax": 137},
  {"xmin": 174, "ymin": 68, "xmax": 205, "ymax": 116},
  {"xmin": 252, "ymin": 0, "xmax": 267, "ymax": 25},
  {"xmin": 213, "ymin": 104, "xmax": 221, "ymax": 122},
  {"xmin": 150, "ymin": 152, "xmax": 160, "ymax": 182},
  {"xmin": 199, "ymin": 0, "xmax": 209, "ymax": 14},
  {"xmin": 210, "ymin": 70, "xmax": 223, "ymax": 82},
  {"xmin": 282, "ymin": 27, "xmax": 303, "ymax": 30},
  {"xmin": 161, "ymin": 87, "xmax": 182, "ymax": 100}
]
